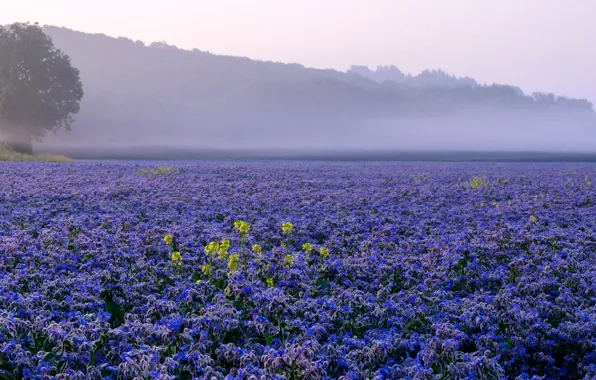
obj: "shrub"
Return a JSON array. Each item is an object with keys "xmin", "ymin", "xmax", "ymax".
[
  {"xmin": 469, "ymin": 176, "xmax": 487, "ymax": 189},
  {"xmin": 137, "ymin": 166, "xmax": 179, "ymax": 176},
  {"xmin": 0, "ymin": 145, "xmax": 72, "ymax": 163}
]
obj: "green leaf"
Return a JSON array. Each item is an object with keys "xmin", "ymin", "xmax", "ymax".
[
  {"xmin": 105, "ymin": 298, "xmax": 125, "ymax": 327},
  {"xmin": 164, "ymin": 344, "xmax": 176, "ymax": 357},
  {"xmin": 233, "ymin": 300, "xmax": 245, "ymax": 312},
  {"xmin": 43, "ymin": 351, "xmax": 62, "ymax": 363},
  {"xmin": 215, "ymin": 279, "xmax": 225, "ymax": 290},
  {"xmin": 354, "ymin": 325, "xmax": 372, "ymax": 338}
]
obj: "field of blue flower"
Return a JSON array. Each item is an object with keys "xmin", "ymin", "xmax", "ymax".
[{"xmin": 0, "ymin": 162, "xmax": 595, "ymax": 379}]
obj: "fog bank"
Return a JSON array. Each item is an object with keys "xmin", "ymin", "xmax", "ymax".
[{"xmin": 36, "ymin": 26, "xmax": 596, "ymax": 156}]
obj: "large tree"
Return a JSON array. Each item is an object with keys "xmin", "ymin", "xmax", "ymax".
[{"xmin": 0, "ymin": 23, "xmax": 83, "ymax": 154}]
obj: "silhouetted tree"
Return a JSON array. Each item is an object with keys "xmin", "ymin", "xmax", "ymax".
[{"xmin": 0, "ymin": 23, "xmax": 83, "ymax": 154}]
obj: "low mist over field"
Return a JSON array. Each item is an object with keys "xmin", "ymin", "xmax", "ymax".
[{"xmin": 36, "ymin": 26, "xmax": 596, "ymax": 156}]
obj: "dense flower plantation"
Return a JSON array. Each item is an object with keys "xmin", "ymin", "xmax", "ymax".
[{"xmin": 0, "ymin": 162, "xmax": 595, "ymax": 379}]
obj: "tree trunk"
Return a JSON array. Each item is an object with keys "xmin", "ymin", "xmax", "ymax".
[{"xmin": 7, "ymin": 139, "xmax": 33, "ymax": 155}]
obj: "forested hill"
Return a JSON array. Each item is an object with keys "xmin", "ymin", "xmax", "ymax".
[{"xmin": 40, "ymin": 26, "xmax": 595, "ymax": 152}]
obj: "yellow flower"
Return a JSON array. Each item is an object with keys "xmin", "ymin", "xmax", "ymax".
[
  {"xmin": 283, "ymin": 254, "xmax": 295, "ymax": 268},
  {"xmin": 266, "ymin": 278, "xmax": 274, "ymax": 287},
  {"xmin": 218, "ymin": 239, "xmax": 230, "ymax": 259},
  {"xmin": 469, "ymin": 176, "xmax": 486, "ymax": 189},
  {"xmin": 171, "ymin": 251, "xmax": 182, "ymax": 262},
  {"xmin": 252, "ymin": 244, "xmax": 262, "ymax": 254},
  {"xmin": 163, "ymin": 234, "xmax": 173, "ymax": 245},
  {"xmin": 195, "ymin": 279, "xmax": 202, "ymax": 284},
  {"xmin": 302, "ymin": 242, "xmax": 313, "ymax": 252},
  {"xmin": 204, "ymin": 241, "xmax": 220, "ymax": 255},
  {"xmin": 234, "ymin": 220, "xmax": 250, "ymax": 235},
  {"xmin": 529, "ymin": 215, "xmax": 538, "ymax": 223},
  {"xmin": 201, "ymin": 263, "xmax": 212, "ymax": 276},
  {"xmin": 228, "ymin": 253, "xmax": 240, "ymax": 273},
  {"xmin": 282, "ymin": 222, "xmax": 293, "ymax": 234},
  {"xmin": 319, "ymin": 247, "xmax": 329, "ymax": 259}
]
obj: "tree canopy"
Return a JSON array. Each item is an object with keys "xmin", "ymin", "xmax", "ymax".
[{"xmin": 0, "ymin": 23, "xmax": 83, "ymax": 154}]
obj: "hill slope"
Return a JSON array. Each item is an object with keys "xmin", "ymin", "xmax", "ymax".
[{"xmin": 40, "ymin": 26, "xmax": 595, "ymax": 153}]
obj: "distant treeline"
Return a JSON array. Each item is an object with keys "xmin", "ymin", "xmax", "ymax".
[
  {"xmin": 349, "ymin": 65, "xmax": 592, "ymax": 111},
  {"xmin": 39, "ymin": 26, "xmax": 594, "ymax": 151}
]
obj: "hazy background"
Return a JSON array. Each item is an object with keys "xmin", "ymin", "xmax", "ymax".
[
  {"xmin": 2, "ymin": 1, "xmax": 596, "ymax": 155},
  {"xmin": 4, "ymin": 0, "xmax": 595, "ymax": 102}
]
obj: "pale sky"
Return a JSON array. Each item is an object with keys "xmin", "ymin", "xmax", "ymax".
[{"xmin": 3, "ymin": 0, "xmax": 596, "ymax": 102}]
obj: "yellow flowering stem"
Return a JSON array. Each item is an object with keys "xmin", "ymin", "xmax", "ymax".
[
  {"xmin": 283, "ymin": 254, "xmax": 295, "ymax": 268},
  {"xmin": 228, "ymin": 253, "xmax": 240, "ymax": 273},
  {"xmin": 281, "ymin": 222, "xmax": 294, "ymax": 250},
  {"xmin": 234, "ymin": 220, "xmax": 250, "ymax": 253},
  {"xmin": 201, "ymin": 263, "xmax": 212, "ymax": 278},
  {"xmin": 319, "ymin": 247, "xmax": 329, "ymax": 260},
  {"xmin": 282, "ymin": 222, "xmax": 293, "ymax": 235}
]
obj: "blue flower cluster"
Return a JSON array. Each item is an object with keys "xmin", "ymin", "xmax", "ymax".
[{"xmin": 0, "ymin": 162, "xmax": 595, "ymax": 379}]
